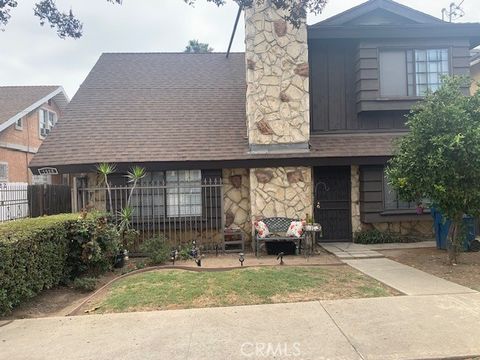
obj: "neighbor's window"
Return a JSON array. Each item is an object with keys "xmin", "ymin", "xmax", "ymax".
[
  {"xmin": 15, "ymin": 118, "xmax": 23, "ymax": 130},
  {"xmin": 0, "ymin": 163, "xmax": 8, "ymax": 182},
  {"xmin": 379, "ymin": 48, "xmax": 449, "ymax": 98},
  {"xmin": 166, "ymin": 170, "xmax": 202, "ymax": 217},
  {"xmin": 383, "ymin": 172, "xmax": 415, "ymax": 210},
  {"xmin": 39, "ymin": 109, "xmax": 57, "ymax": 138}
]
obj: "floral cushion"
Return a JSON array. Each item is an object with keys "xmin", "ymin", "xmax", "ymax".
[
  {"xmin": 286, "ymin": 221, "xmax": 305, "ymax": 238},
  {"xmin": 254, "ymin": 220, "xmax": 270, "ymax": 239}
]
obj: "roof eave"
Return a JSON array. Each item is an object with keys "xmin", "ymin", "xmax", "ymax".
[
  {"xmin": 0, "ymin": 86, "xmax": 69, "ymax": 133},
  {"xmin": 308, "ymin": 23, "xmax": 480, "ymax": 47}
]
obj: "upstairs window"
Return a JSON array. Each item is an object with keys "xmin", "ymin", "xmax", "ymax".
[
  {"xmin": 379, "ymin": 48, "xmax": 450, "ymax": 98},
  {"xmin": 15, "ymin": 118, "xmax": 23, "ymax": 130},
  {"xmin": 39, "ymin": 109, "xmax": 57, "ymax": 138}
]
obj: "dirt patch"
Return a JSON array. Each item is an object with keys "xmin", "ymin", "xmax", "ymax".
[
  {"xmin": 1, "ymin": 272, "xmax": 119, "ymax": 320},
  {"xmin": 380, "ymin": 247, "xmax": 480, "ymax": 291}
]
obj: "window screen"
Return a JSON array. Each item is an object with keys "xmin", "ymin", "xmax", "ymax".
[{"xmin": 379, "ymin": 50, "xmax": 408, "ymax": 97}]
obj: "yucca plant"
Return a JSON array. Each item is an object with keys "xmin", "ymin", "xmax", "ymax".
[
  {"xmin": 126, "ymin": 165, "xmax": 146, "ymax": 206},
  {"xmin": 96, "ymin": 162, "xmax": 117, "ymax": 213}
]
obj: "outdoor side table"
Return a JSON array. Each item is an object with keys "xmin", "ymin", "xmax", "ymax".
[{"xmin": 304, "ymin": 223, "xmax": 323, "ymax": 258}]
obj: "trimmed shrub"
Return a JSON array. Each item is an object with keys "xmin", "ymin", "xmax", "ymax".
[
  {"xmin": 0, "ymin": 212, "xmax": 120, "ymax": 315},
  {"xmin": 73, "ymin": 277, "xmax": 98, "ymax": 292},
  {"xmin": 354, "ymin": 228, "xmax": 424, "ymax": 244},
  {"xmin": 140, "ymin": 236, "xmax": 170, "ymax": 265}
]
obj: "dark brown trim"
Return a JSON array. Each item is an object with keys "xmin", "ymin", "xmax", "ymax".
[
  {"xmin": 362, "ymin": 212, "xmax": 432, "ymax": 223},
  {"xmin": 308, "ymin": 24, "xmax": 480, "ymax": 47},
  {"xmin": 30, "ymin": 156, "xmax": 392, "ymax": 175}
]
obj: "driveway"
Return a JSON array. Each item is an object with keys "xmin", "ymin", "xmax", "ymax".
[{"xmin": 1, "ymin": 293, "xmax": 480, "ymax": 360}]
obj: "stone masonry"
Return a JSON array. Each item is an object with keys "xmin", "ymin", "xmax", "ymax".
[
  {"xmin": 245, "ymin": 0, "xmax": 310, "ymax": 146},
  {"xmin": 250, "ymin": 167, "xmax": 312, "ymax": 221},
  {"xmin": 351, "ymin": 165, "xmax": 362, "ymax": 235},
  {"xmin": 223, "ymin": 168, "xmax": 251, "ymax": 241}
]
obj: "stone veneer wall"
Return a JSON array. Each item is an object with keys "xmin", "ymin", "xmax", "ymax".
[
  {"xmin": 371, "ymin": 221, "xmax": 434, "ymax": 239},
  {"xmin": 250, "ymin": 167, "xmax": 312, "ymax": 221},
  {"xmin": 223, "ymin": 169, "xmax": 252, "ymax": 241},
  {"xmin": 245, "ymin": 1, "xmax": 310, "ymax": 145},
  {"xmin": 351, "ymin": 165, "xmax": 362, "ymax": 235}
]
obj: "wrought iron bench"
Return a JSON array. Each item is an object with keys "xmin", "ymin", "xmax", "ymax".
[{"xmin": 255, "ymin": 217, "xmax": 304, "ymax": 257}]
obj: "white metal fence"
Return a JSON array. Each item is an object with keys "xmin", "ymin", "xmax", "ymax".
[{"xmin": 0, "ymin": 183, "xmax": 28, "ymax": 222}]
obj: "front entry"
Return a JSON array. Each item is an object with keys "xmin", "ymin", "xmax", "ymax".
[{"xmin": 314, "ymin": 166, "xmax": 352, "ymax": 242}]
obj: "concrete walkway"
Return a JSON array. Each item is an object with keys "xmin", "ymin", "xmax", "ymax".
[
  {"xmin": 345, "ymin": 258, "xmax": 477, "ymax": 295},
  {"xmin": 321, "ymin": 241, "xmax": 435, "ymax": 260},
  {"xmin": 2, "ymin": 294, "xmax": 480, "ymax": 360}
]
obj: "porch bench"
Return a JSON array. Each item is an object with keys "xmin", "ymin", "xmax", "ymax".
[{"xmin": 255, "ymin": 217, "xmax": 304, "ymax": 257}]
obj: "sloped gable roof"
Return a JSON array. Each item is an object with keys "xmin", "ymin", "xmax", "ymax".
[
  {"xmin": 30, "ymin": 53, "xmax": 249, "ymax": 168},
  {"xmin": 0, "ymin": 86, "xmax": 69, "ymax": 132},
  {"xmin": 311, "ymin": 0, "xmax": 444, "ymax": 28}
]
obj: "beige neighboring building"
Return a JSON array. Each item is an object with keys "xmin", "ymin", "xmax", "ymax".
[{"xmin": 0, "ymin": 86, "xmax": 69, "ymax": 184}]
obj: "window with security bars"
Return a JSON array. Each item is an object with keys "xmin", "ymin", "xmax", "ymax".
[
  {"xmin": 383, "ymin": 177, "xmax": 415, "ymax": 210},
  {"xmin": 166, "ymin": 170, "xmax": 202, "ymax": 217},
  {"xmin": 379, "ymin": 48, "xmax": 450, "ymax": 98},
  {"xmin": 130, "ymin": 172, "xmax": 165, "ymax": 219}
]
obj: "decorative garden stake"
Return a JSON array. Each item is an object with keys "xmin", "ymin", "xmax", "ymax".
[
  {"xmin": 277, "ymin": 252, "xmax": 285, "ymax": 266},
  {"xmin": 239, "ymin": 253, "xmax": 245, "ymax": 267}
]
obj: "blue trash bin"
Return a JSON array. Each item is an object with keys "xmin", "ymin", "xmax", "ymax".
[{"xmin": 431, "ymin": 208, "xmax": 476, "ymax": 251}]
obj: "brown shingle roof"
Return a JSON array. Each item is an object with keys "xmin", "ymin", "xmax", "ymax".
[
  {"xmin": 31, "ymin": 53, "xmax": 249, "ymax": 168},
  {"xmin": 30, "ymin": 52, "xmax": 400, "ymax": 171},
  {"xmin": 0, "ymin": 86, "xmax": 60, "ymax": 126}
]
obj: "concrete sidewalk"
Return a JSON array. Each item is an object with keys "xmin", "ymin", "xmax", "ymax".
[{"xmin": 2, "ymin": 294, "xmax": 480, "ymax": 360}]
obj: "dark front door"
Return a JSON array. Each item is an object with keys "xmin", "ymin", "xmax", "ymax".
[{"xmin": 314, "ymin": 166, "xmax": 352, "ymax": 242}]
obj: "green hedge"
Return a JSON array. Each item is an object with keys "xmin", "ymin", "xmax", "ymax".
[
  {"xmin": 354, "ymin": 228, "xmax": 422, "ymax": 244},
  {"xmin": 0, "ymin": 213, "xmax": 120, "ymax": 315}
]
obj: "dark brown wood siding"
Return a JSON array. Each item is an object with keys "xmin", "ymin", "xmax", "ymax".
[
  {"xmin": 359, "ymin": 165, "xmax": 431, "ymax": 223},
  {"xmin": 309, "ymin": 37, "xmax": 472, "ymax": 133},
  {"xmin": 309, "ymin": 39, "xmax": 408, "ymax": 133}
]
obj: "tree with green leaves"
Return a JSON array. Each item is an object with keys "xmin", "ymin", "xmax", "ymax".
[
  {"xmin": 386, "ymin": 76, "xmax": 480, "ymax": 264},
  {"xmin": 184, "ymin": 39, "xmax": 213, "ymax": 53},
  {"xmin": 0, "ymin": 0, "xmax": 328, "ymax": 39}
]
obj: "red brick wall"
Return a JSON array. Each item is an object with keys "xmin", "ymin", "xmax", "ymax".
[{"xmin": 0, "ymin": 100, "xmax": 62, "ymax": 183}]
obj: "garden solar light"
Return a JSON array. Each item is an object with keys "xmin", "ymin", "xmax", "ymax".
[
  {"xmin": 277, "ymin": 252, "xmax": 285, "ymax": 265},
  {"xmin": 170, "ymin": 249, "xmax": 177, "ymax": 265},
  {"xmin": 239, "ymin": 253, "xmax": 245, "ymax": 266}
]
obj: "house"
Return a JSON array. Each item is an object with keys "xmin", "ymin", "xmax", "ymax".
[
  {"xmin": 30, "ymin": 0, "xmax": 480, "ymax": 245},
  {"xmin": 0, "ymin": 86, "xmax": 69, "ymax": 184}
]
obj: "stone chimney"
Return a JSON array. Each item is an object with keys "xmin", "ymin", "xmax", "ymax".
[{"xmin": 245, "ymin": 0, "xmax": 310, "ymax": 153}]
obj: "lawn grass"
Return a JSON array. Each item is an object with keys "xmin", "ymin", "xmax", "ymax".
[{"xmin": 91, "ymin": 266, "xmax": 397, "ymax": 313}]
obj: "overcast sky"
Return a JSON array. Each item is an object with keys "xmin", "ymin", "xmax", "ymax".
[{"xmin": 1, "ymin": 0, "xmax": 479, "ymax": 97}]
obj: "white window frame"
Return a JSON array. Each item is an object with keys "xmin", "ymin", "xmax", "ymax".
[
  {"xmin": 166, "ymin": 170, "xmax": 202, "ymax": 218},
  {"xmin": 39, "ymin": 108, "xmax": 57, "ymax": 139},
  {"xmin": 15, "ymin": 117, "xmax": 23, "ymax": 131},
  {"xmin": 379, "ymin": 48, "xmax": 451, "ymax": 98},
  {"xmin": 0, "ymin": 162, "xmax": 8, "ymax": 182}
]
